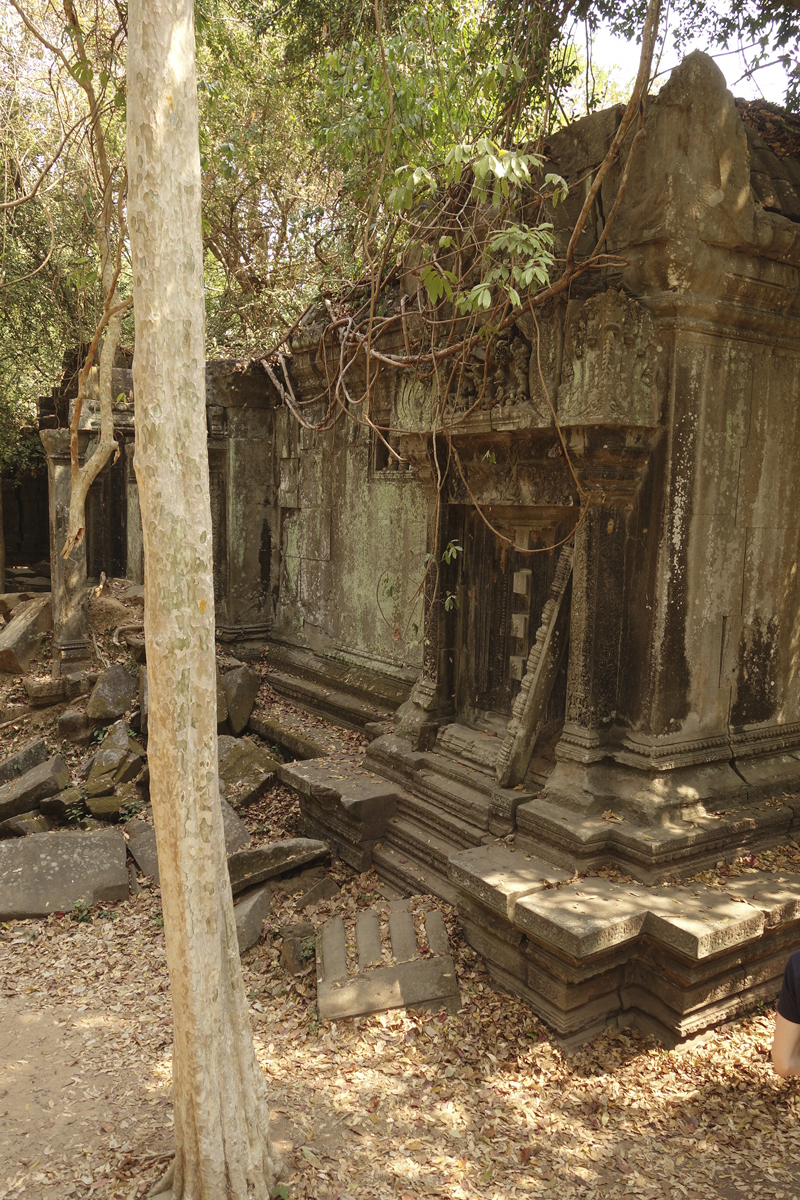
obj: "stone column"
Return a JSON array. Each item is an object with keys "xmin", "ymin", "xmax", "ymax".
[{"xmin": 39, "ymin": 429, "xmax": 92, "ymax": 674}]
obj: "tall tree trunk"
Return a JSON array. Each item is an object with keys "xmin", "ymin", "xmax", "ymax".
[
  {"xmin": 126, "ymin": 2, "xmax": 279, "ymax": 1197},
  {"xmin": 0, "ymin": 475, "xmax": 5, "ymax": 594}
]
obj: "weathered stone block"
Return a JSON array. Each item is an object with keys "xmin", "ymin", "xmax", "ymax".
[
  {"xmin": 86, "ymin": 664, "xmax": 138, "ymax": 721},
  {"xmin": 40, "ymin": 786, "xmax": 84, "ymax": 821},
  {"xmin": 0, "ymin": 739, "xmax": 48, "ymax": 786},
  {"xmin": 24, "ymin": 676, "xmax": 66, "ymax": 707},
  {"xmin": 221, "ymin": 797, "xmax": 251, "ymax": 853},
  {"xmin": 0, "ymin": 756, "xmax": 70, "ymax": 822},
  {"xmin": 0, "ymin": 827, "xmax": 129, "ymax": 918},
  {"xmin": 227, "ymin": 838, "xmax": 329, "ymax": 895},
  {"xmin": 222, "ymin": 665, "xmax": 262, "ymax": 736},
  {"xmin": 218, "ymin": 735, "xmax": 279, "ymax": 807},
  {"xmin": 57, "ymin": 709, "xmax": 94, "ymax": 745},
  {"xmin": 0, "ymin": 810, "xmax": 53, "ymax": 838},
  {"xmin": 0, "ymin": 595, "xmax": 52, "ymax": 673}
]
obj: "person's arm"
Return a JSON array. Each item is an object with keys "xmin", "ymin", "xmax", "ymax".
[{"xmin": 772, "ymin": 1013, "xmax": 800, "ymax": 1077}]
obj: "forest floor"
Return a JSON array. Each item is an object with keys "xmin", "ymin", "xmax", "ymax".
[{"xmin": 2, "ymin": 590, "xmax": 800, "ymax": 1199}]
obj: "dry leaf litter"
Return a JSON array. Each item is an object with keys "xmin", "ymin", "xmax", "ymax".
[{"xmin": 2, "ymin": 585, "xmax": 800, "ymax": 1198}]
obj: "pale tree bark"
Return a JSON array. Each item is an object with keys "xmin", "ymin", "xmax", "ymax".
[{"xmin": 126, "ymin": 1, "xmax": 280, "ymax": 1197}]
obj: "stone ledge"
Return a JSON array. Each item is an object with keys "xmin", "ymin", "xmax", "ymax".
[{"xmin": 448, "ymin": 842, "xmax": 800, "ymax": 1045}]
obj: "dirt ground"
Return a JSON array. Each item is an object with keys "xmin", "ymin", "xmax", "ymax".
[{"xmin": 3, "ymin": 588, "xmax": 800, "ymax": 1199}]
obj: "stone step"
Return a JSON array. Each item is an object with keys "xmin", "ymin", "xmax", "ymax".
[
  {"xmin": 515, "ymin": 794, "xmax": 794, "ymax": 884},
  {"xmin": 266, "ymin": 669, "xmax": 395, "ymax": 732},
  {"xmin": 372, "ymin": 843, "xmax": 459, "ymax": 906},
  {"xmin": 393, "ymin": 793, "xmax": 486, "ymax": 852},
  {"xmin": 386, "ymin": 814, "xmax": 477, "ymax": 873},
  {"xmin": 435, "ymin": 723, "xmax": 504, "ymax": 773},
  {"xmin": 367, "ymin": 735, "xmax": 536, "ymax": 836},
  {"xmin": 317, "ymin": 905, "xmax": 460, "ymax": 1020}
]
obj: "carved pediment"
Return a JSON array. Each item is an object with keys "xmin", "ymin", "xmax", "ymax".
[{"xmin": 558, "ymin": 290, "xmax": 661, "ymax": 427}]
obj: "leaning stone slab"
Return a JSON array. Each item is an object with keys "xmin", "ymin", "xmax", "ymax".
[
  {"xmin": 234, "ymin": 883, "xmax": 272, "ymax": 952},
  {"xmin": 0, "ymin": 756, "xmax": 70, "ymax": 822},
  {"xmin": 86, "ymin": 664, "xmax": 138, "ymax": 721},
  {"xmin": 218, "ymin": 735, "xmax": 280, "ymax": 807},
  {"xmin": 0, "ymin": 593, "xmax": 34, "ymax": 623},
  {"xmin": 0, "ymin": 595, "xmax": 52, "ymax": 673},
  {"xmin": 0, "ymin": 810, "xmax": 53, "ymax": 838},
  {"xmin": 0, "ymin": 739, "xmax": 48, "ymax": 786},
  {"xmin": 222, "ymin": 666, "xmax": 262, "ymax": 736},
  {"xmin": 227, "ymin": 838, "xmax": 329, "ymax": 896},
  {"xmin": 0, "ymin": 827, "xmax": 128, "ymax": 918},
  {"xmin": 124, "ymin": 817, "xmax": 160, "ymax": 882},
  {"xmin": 221, "ymin": 797, "xmax": 251, "ymax": 853}
]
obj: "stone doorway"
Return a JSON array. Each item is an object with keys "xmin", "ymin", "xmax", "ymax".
[{"xmin": 452, "ymin": 506, "xmax": 572, "ymax": 758}]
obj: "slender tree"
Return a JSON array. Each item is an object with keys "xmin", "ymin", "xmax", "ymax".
[{"xmin": 126, "ymin": 0, "xmax": 280, "ymax": 1195}]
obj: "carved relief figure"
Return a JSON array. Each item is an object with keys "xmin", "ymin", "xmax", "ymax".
[{"xmin": 558, "ymin": 289, "xmax": 661, "ymax": 427}]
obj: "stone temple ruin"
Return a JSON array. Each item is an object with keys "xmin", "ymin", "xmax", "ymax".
[{"xmin": 27, "ymin": 52, "xmax": 800, "ymax": 1044}]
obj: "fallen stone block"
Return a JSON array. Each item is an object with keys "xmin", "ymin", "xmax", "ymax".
[
  {"xmin": 234, "ymin": 883, "xmax": 272, "ymax": 952},
  {"xmin": 218, "ymin": 735, "xmax": 280, "ymax": 808},
  {"xmin": 0, "ymin": 756, "xmax": 70, "ymax": 822},
  {"xmin": 86, "ymin": 745, "xmax": 143, "ymax": 799},
  {"xmin": 64, "ymin": 669, "xmax": 98, "ymax": 702},
  {"xmin": 40, "ymin": 786, "xmax": 84, "ymax": 821},
  {"xmin": 125, "ymin": 817, "xmax": 159, "ymax": 881},
  {"xmin": 298, "ymin": 876, "xmax": 341, "ymax": 908},
  {"xmin": 57, "ymin": 708, "xmax": 94, "ymax": 745},
  {"xmin": 0, "ymin": 595, "xmax": 52, "ymax": 673},
  {"xmin": 222, "ymin": 666, "xmax": 262, "ymax": 736},
  {"xmin": 86, "ymin": 795, "xmax": 122, "ymax": 820},
  {"xmin": 317, "ymin": 907, "xmax": 459, "ymax": 1020},
  {"xmin": 0, "ymin": 810, "xmax": 53, "ymax": 838},
  {"xmin": 125, "ymin": 634, "xmax": 147, "ymax": 664},
  {"xmin": 281, "ymin": 925, "xmax": 316, "ymax": 974},
  {"xmin": 227, "ymin": 838, "xmax": 329, "ymax": 896},
  {"xmin": 24, "ymin": 676, "xmax": 66, "ymax": 707},
  {"xmin": 0, "ymin": 739, "xmax": 48, "ymax": 786},
  {"xmin": 0, "ymin": 593, "xmax": 34, "ymax": 623},
  {"xmin": 0, "ymin": 827, "xmax": 129, "ymax": 918},
  {"xmin": 86, "ymin": 664, "xmax": 138, "ymax": 721}
]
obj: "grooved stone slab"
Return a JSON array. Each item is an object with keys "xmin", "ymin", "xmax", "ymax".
[
  {"xmin": 0, "ymin": 739, "xmax": 48, "ymax": 786},
  {"xmin": 0, "ymin": 828, "xmax": 128, "ymax": 918},
  {"xmin": 317, "ymin": 904, "xmax": 460, "ymax": 1020},
  {"xmin": 0, "ymin": 757, "xmax": 70, "ymax": 822},
  {"xmin": 227, "ymin": 837, "xmax": 329, "ymax": 895}
]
